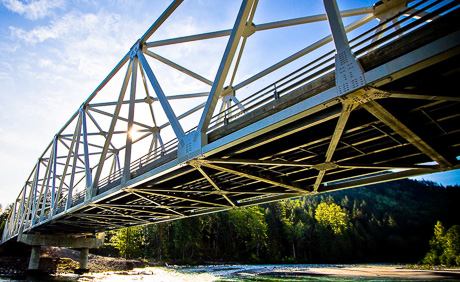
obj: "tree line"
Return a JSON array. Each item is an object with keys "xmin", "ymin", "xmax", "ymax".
[
  {"xmin": 104, "ymin": 179, "xmax": 460, "ymax": 265},
  {"xmin": 0, "ymin": 179, "xmax": 458, "ymax": 264}
]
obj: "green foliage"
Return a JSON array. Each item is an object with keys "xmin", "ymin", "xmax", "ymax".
[
  {"xmin": 228, "ymin": 206, "xmax": 267, "ymax": 258},
  {"xmin": 0, "ymin": 204, "xmax": 11, "ymax": 236},
  {"xmin": 315, "ymin": 202, "xmax": 349, "ymax": 234},
  {"xmin": 423, "ymin": 222, "xmax": 460, "ymax": 266},
  {"xmin": 100, "ymin": 179, "xmax": 460, "ymax": 264},
  {"xmin": 108, "ymin": 226, "xmax": 144, "ymax": 259}
]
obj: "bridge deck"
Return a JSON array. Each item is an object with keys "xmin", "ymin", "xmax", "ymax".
[
  {"xmin": 30, "ymin": 8, "xmax": 460, "ymax": 235},
  {"xmin": 2, "ymin": 0, "xmax": 459, "ymax": 241}
]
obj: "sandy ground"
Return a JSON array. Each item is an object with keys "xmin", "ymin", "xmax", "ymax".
[
  {"xmin": 2, "ymin": 247, "xmax": 460, "ymax": 280},
  {"xmin": 68, "ymin": 268, "xmax": 217, "ymax": 282},
  {"xmin": 258, "ymin": 265, "xmax": 460, "ymax": 279},
  {"xmin": 64, "ymin": 265, "xmax": 460, "ymax": 281}
]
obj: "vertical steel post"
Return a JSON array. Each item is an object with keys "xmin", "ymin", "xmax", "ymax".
[
  {"xmin": 324, "ymin": 0, "xmax": 351, "ymax": 54},
  {"xmin": 53, "ymin": 120, "xmax": 79, "ymax": 215},
  {"xmin": 39, "ymin": 144, "xmax": 55, "ymax": 222},
  {"xmin": 137, "ymin": 50, "xmax": 185, "ymax": 140},
  {"xmin": 14, "ymin": 190, "xmax": 25, "ymax": 234},
  {"xmin": 123, "ymin": 56, "xmax": 139, "ymax": 183},
  {"xmin": 2, "ymin": 221, "xmax": 8, "ymax": 241},
  {"xmin": 90, "ymin": 59, "xmax": 133, "ymax": 197},
  {"xmin": 66, "ymin": 114, "xmax": 83, "ymax": 210},
  {"xmin": 50, "ymin": 136, "xmax": 58, "ymax": 213},
  {"xmin": 323, "ymin": 0, "xmax": 365, "ymax": 95},
  {"xmin": 23, "ymin": 167, "xmax": 37, "ymax": 229},
  {"xmin": 81, "ymin": 108, "xmax": 93, "ymax": 191},
  {"xmin": 197, "ymin": 0, "xmax": 256, "ymax": 134},
  {"xmin": 29, "ymin": 162, "xmax": 40, "ymax": 227}
]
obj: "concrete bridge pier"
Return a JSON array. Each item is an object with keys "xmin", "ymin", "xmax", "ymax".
[
  {"xmin": 75, "ymin": 247, "xmax": 90, "ymax": 274},
  {"xmin": 18, "ymin": 232, "xmax": 104, "ymax": 274},
  {"xmin": 28, "ymin": 245, "xmax": 41, "ymax": 270},
  {"xmin": 79, "ymin": 248, "xmax": 90, "ymax": 269}
]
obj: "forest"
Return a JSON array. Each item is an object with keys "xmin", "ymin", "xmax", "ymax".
[
  {"xmin": 0, "ymin": 178, "xmax": 459, "ymax": 265},
  {"xmin": 103, "ymin": 179, "xmax": 460, "ymax": 265}
]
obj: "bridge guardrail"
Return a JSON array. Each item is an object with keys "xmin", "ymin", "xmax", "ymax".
[
  {"xmin": 94, "ymin": 0, "xmax": 457, "ymax": 203},
  {"xmin": 3, "ymin": 0, "xmax": 458, "ymax": 243}
]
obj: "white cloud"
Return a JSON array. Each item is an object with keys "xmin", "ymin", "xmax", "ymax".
[
  {"xmin": 0, "ymin": 0, "xmax": 238, "ymax": 208},
  {"xmin": 0, "ymin": 71, "xmax": 13, "ymax": 84},
  {"xmin": 9, "ymin": 9, "xmax": 141, "ymax": 78},
  {"xmin": 0, "ymin": 0, "xmax": 65, "ymax": 20},
  {"xmin": 0, "ymin": 42, "xmax": 20, "ymax": 53},
  {"xmin": 9, "ymin": 12, "xmax": 111, "ymax": 44}
]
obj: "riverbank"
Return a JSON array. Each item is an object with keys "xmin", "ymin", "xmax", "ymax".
[
  {"xmin": 61, "ymin": 265, "xmax": 460, "ymax": 281},
  {"xmin": 0, "ymin": 247, "xmax": 154, "ymax": 276},
  {"xmin": 178, "ymin": 264, "xmax": 460, "ymax": 280},
  {"xmin": 2, "ymin": 248, "xmax": 460, "ymax": 281}
]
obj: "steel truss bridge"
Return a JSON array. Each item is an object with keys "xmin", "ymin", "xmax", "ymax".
[{"xmin": 2, "ymin": 0, "xmax": 460, "ymax": 243}]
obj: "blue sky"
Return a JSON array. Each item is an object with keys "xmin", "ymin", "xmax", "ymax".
[{"xmin": 0, "ymin": 0, "xmax": 458, "ymax": 209}]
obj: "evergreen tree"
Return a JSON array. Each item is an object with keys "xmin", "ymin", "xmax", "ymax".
[{"xmin": 100, "ymin": 179, "xmax": 460, "ymax": 265}]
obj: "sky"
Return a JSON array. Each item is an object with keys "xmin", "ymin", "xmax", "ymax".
[{"xmin": 0, "ymin": 0, "xmax": 458, "ymax": 210}]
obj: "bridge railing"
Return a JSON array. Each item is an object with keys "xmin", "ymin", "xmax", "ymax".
[
  {"xmin": 93, "ymin": 0, "xmax": 457, "ymax": 195},
  {"xmin": 3, "ymin": 0, "xmax": 458, "ymax": 243},
  {"xmin": 207, "ymin": 0, "xmax": 456, "ymax": 132}
]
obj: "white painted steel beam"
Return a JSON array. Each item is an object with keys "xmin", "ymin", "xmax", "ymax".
[
  {"xmin": 312, "ymin": 103, "xmax": 353, "ymax": 192},
  {"xmin": 323, "ymin": 0, "xmax": 352, "ymax": 53},
  {"xmin": 81, "ymin": 108, "xmax": 93, "ymax": 190},
  {"xmin": 129, "ymin": 190, "xmax": 184, "ymax": 216},
  {"xmin": 205, "ymin": 159, "xmax": 314, "ymax": 167},
  {"xmin": 193, "ymin": 165, "xmax": 236, "ymax": 207},
  {"xmin": 88, "ymin": 92, "xmax": 209, "ymax": 107},
  {"xmin": 29, "ymin": 162, "xmax": 40, "ymax": 227},
  {"xmin": 90, "ymin": 59, "xmax": 133, "ymax": 195},
  {"xmin": 66, "ymin": 115, "xmax": 83, "ymax": 210},
  {"xmin": 228, "ymin": 0, "xmax": 259, "ymax": 88},
  {"xmin": 138, "ymin": 0, "xmax": 184, "ymax": 45},
  {"xmin": 138, "ymin": 50, "xmax": 185, "ymax": 139},
  {"xmin": 123, "ymin": 56, "xmax": 139, "ymax": 183},
  {"xmin": 323, "ymin": 0, "xmax": 365, "ymax": 95},
  {"xmin": 39, "ymin": 143, "xmax": 54, "ymax": 222},
  {"xmin": 362, "ymin": 100, "xmax": 452, "ymax": 167},
  {"xmin": 87, "ymin": 107, "xmax": 154, "ymax": 130},
  {"xmin": 197, "ymin": 0, "xmax": 256, "ymax": 134},
  {"xmin": 132, "ymin": 189, "xmax": 229, "ymax": 208},
  {"xmin": 258, "ymin": 7, "xmax": 373, "ymax": 31},
  {"xmin": 233, "ymin": 14, "xmax": 374, "ymax": 91},
  {"xmin": 3, "ymin": 0, "xmax": 459, "ymax": 243},
  {"xmin": 145, "ymin": 7, "xmax": 373, "ymax": 48},
  {"xmin": 201, "ymin": 162, "xmax": 309, "ymax": 194},
  {"xmin": 388, "ymin": 93, "xmax": 460, "ymax": 102},
  {"xmin": 53, "ymin": 121, "xmax": 80, "ymax": 216},
  {"xmin": 321, "ymin": 165, "xmax": 460, "ymax": 192},
  {"xmin": 144, "ymin": 50, "xmax": 213, "ymax": 86}
]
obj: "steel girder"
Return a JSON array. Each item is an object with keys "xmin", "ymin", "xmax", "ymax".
[{"xmin": 2, "ymin": 0, "xmax": 460, "ymax": 242}]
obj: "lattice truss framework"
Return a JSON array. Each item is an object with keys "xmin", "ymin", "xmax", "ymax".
[{"xmin": 3, "ymin": 0, "xmax": 460, "ymax": 239}]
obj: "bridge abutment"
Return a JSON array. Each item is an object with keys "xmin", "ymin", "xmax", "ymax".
[{"xmin": 18, "ymin": 233, "xmax": 104, "ymax": 273}]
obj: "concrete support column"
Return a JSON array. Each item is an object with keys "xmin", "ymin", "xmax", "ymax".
[
  {"xmin": 18, "ymin": 233, "xmax": 104, "ymax": 274},
  {"xmin": 79, "ymin": 248, "xmax": 89, "ymax": 270},
  {"xmin": 28, "ymin": 245, "xmax": 41, "ymax": 270}
]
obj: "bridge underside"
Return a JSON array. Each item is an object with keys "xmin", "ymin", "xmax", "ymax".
[
  {"xmin": 32, "ymin": 10, "xmax": 460, "ymax": 235},
  {"xmin": 3, "ymin": 1, "xmax": 460, "ymax": 242}
]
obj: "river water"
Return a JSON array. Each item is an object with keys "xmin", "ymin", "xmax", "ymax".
[{"xmin": 1, "ymin": 264, "xmax": 459, "ymax": 281}]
